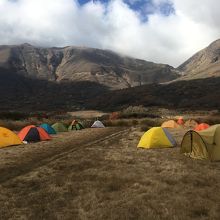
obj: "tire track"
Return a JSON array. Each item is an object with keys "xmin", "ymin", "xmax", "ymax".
[{"xmin": 0, "ymin": 128, "xmax": 130, "ymax": 184}]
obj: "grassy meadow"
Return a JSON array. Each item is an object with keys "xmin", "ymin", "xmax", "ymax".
[{"xmin": 0, "ymin": 107, "xmax": 220, "ymax": 219}]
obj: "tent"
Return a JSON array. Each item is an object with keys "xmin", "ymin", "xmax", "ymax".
[
  {"xmin": 184, "ymin": 119, "xmax": 198, "ymax": 129},
  {"xmin": 137, "ymin": 127, "xmax": 176, "ymax": 149},
  {"xmin": 194, "ymin": 123, "xmax": 210, "ymax": 131},
  {"xmin": 18, "ymin": 125, "xmax": 51, "ymax": 142},
  {"xmin": 52, "ymin": 122, "xmax": 68, "ymax": 132},
  {"xmin": 161, "ymin": 120, "xmax": 180, "ymax": 128},
  {"xmin": 181, "ymin": 124, "xmax": 220, "ymax": 161},
  {"xmin": 0, "ymin": 127, "xmax": 22, "ymax": 148},
  {"xmin": 177, "ymin": 117, "xmax": 184, "ymax": 125},
  {"xmin": 109, "ymin": 112, "xmax": 119, "ymax": 120},
  {"xmin": 91, "ymin": 120, "xmax": 105, "ymax": 128},
  {"xmin": 68, "ymin": 120, "xmax": 84, "ymax": 131},
  {"xmin": 40, "ymin": 123, "xmax": 56, "ymax": 134}
]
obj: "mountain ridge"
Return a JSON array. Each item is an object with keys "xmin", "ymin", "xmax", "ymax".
[
  {"xmin": 177, "ymin": 39, "xmax": 220, "ymax": 80},
  {"xmin": 0, "ymin": 43, "xmax": 179, "ymax": 90}
]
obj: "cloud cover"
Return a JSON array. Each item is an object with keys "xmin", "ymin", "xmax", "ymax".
[{"xmin": 0, "ymin": 0, "xmax": 219, "ymax": 66}]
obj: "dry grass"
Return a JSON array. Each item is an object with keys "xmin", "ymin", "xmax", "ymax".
[
  {"xmin": 68, "ymin": 110, "xmax": 108, "ymax": 119},
  {"xmin": 0, "ymin": 127, "xmax": 220, "ymax": 219}
]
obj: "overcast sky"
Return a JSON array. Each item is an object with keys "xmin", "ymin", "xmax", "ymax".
[{"xmin": 0, "ymin": 0, "xmax": 219, "ymax": 67}]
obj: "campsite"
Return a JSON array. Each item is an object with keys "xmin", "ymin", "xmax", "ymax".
[
  {"xmin": 0, "ymin": 109, "xmax": 220, "ymax": 219},
  {"xmin": 1, "ymin": 0, "xmax": 220, "ymax": 219}
]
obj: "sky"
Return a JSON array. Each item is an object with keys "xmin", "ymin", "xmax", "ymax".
[{"xmin": 0, "ymin": 0, "xmax": 219, "ymax": 67}]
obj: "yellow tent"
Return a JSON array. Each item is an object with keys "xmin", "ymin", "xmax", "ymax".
[
  {"xmin": 181, "ymin": 124, "xmax": 220, "ymax": 161},
  {"xmin": 161, "ymin": 120, "xmax": 180, "ymax": 128},
  {"xmin": 137, "ymin": 127, "xmax": 176, "ymax": 149},
  {"xmin": 0, "ymin": 127, "xmax": 22, "ymax": 148}
]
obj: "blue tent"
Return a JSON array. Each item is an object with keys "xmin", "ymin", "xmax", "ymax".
[{"xmin": 40, "ymin": 123, "xmax": 56, "ymax": 134}]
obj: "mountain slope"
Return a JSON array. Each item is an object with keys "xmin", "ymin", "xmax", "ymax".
[
  {"xmin": 1, "ymin": 65, "xmax": 220, "ymax": 111},
  {"xmin": 87, "ymin": 77, "xmax": 220, "ymax": 111},
  {"xmin": 178, "ymin": 39, "xmax": 220, "ymax": 80},
  {"xmin": 0, "ymin": 44, "xmax": 179, "ymax": 89}
]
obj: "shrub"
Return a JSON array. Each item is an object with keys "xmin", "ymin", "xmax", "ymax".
[
  {"xmin": 104, "ymin": 119, "xmax": 135, "ymax": 127},
  {"xmin": 140, "ymin": 118, "xmax": 162, "ymax": 127},
  {"xmin": 120, "ymin": 106, "xmax": 159, "ymax": 119}
]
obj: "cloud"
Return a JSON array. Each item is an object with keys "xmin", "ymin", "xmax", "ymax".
[{"xmin": 0, "ymin": 0, "xmax": 219, "ymax": 67}]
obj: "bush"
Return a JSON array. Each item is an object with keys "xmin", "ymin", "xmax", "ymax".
[
  {"xmin": 140, "ymin": 118, "xmax": 162, "ymax": 127},
  {"xmin": 104, "ymin": 119, "xmax": 138, "ymax": 127},
  {"xmin": 0, "ymin": 112, "xmax": 29, "ymax": 120},
  {"xmin": 120, "ymin": 106, "xmax": 159, "ymax": 119}
]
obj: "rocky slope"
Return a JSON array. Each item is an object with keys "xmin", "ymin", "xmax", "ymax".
[
  {"xmin": 0, "ymin": 43, "xmax": 178, "ymax": 89},
  {"xmin": 178, "ymin": 39, "xmax": 220, "ymax": 79}
]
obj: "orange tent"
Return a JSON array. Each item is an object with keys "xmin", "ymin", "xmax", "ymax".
[
  {"xmin": 161, "ymin": 120, "xmax": 180, "ymax": 128},
  {"xmin": 18, "ymin": 125, "xmax": 51, "ymax": 142},
  {"xmin": 194, "ymin": 123, "xmax": 210, "ymax": 131},
  {"xmin": 37, "ymin": 127, "xmax": 52, "ymax": 140}
]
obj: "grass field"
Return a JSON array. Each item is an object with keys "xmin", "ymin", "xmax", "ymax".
[{"xmin": 0, "ymin": 126, "xmax": 220, "ymax": 219}]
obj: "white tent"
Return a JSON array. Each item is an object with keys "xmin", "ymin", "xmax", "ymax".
[{"xmin": 91, "ymin": 120, "xmax": 105, "ymax": 128}]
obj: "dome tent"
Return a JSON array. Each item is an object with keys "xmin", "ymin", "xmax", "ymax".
[
  {"xmin": 68, "ymin": 120, "xmax": 84, "ymax": 131},
  {"xmin": 0, "ymin": 127, "xmax": 22, "ymax": 148},
  {"xmin": 91, "ymin": 120, "xmax": 105, "ymax": 128},
  {"xmin": 137, "ymin": 127, "xmax": 176, "ymax": 149},
  {"xmin": 177, "ymin": 117, "xmax": 184, "ymax": 125},
  {"xmin": 184, "ymin": 119, "xmax": 198, "ymax": 129},
  {"xmin": 194, "ymin": 123, "xmax": 210, "ymax": 131},
  {"xmin": 52, "ymin": 122, "xmax": 68, "ymax": 132},
  {"xmin": 18, "ymin": 125, "xmax": 51, "ymax": 142},
  {"xmin": 161, "ymin": 120, "xmax": 180, "ymax": 128},
  {"xmin": 40, "ymin": 123, "xmax": 56, "ymax": 134},
  {"xmin": 181, "ymin": 124, "xmax": 220, "ymax": 161}
]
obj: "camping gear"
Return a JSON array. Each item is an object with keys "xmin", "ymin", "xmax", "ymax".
[
  {"xmin": 40, "ymin": 123, "xmax": 56, "ymax": 134},
  {"xmin": 184, "ymin": 119, "xmax": 198, "ymax": 129},
  {"xmin": 68, "ymin": 120, "xmax": 84, "ymax": 131},
  {"xmin": 161, "ymin": 120, "xmax": 180, "ymax": 128},
  {"xmin": 194, "ymin": 123, "xmax": 210, "ymax": 131},
  {"xmin": 177, "ymin": 117, "xmax": 184, "ymax": 125},
  {"xmin": 181, "ymin": 124, "xmax": 220, "ymax": 161},
  {"xmin": 0, "ymin": 127, "xmax": 22, "ymax": 148},
  {"xmin": 52, "ymin": 122, "xmax": 68, "ymax": 132},
  {"xmin": 91, "ymin": 120, "xmax": 105, "ymax": 128},
  {"xmin": 137, "ymin": 127, "xmax": 176, "ymax": 149},
  {"xmin": 18, "ymin": 125, "xmax": 51, "ymax": 142},
  {"xmin": 109, "ymin": 112, "xmax": 119, "ymax": 120}
]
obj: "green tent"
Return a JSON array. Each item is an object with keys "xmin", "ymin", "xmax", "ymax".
[
  {"xmin": 68, "ymin": 121, "xmax": 84, "ymax": 131},
  {"xmin": 52, "ymin": 122, "xmax": 68, "ymax": 132},
  {"xmin": 181, "ymin": 124, "xmax": 220, "ymax": 161}
]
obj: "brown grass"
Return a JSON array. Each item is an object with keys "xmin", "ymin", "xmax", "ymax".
[{"xmin": 0, "ymin": 127, "xmax": 220, "ymax": 219}]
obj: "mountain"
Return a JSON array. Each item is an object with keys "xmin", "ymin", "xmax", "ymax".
[
  {"xmin": 2, "ymin": 40, "xmax": 220, "ymax": 112},
  {"xmin": 0, "ymin": 43, "xmax": 178, "ymax": 89},
  {"xmin": 1, "ymin": 64, "xmax": 220, "ymax": 112},
  {"xmin": 178, "ymin": 39, "xmax": 220, "ymax": 80}
]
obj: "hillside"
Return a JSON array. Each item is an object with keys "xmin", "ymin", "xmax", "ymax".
[
  {"xmin": 87, "ymin": 76, "xmax": 220, "ymax": 111},
  {"xmin": 2, "ymin": 40, "xmax": 220, "ymax": 112},
  {"xmin": 178, "ymin": 39, "xmax": 220, "ymax": 80},
  {"xmin": 0, "ymin": 67, "xmax": 108, "ymax": 111},
  {"xmin": 1, "ymin": 63, "xmax": 220, "ymax": 111},
  {"xmin": 0, "ymin": 44, "xmax": 178, "ymax": 90}
]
